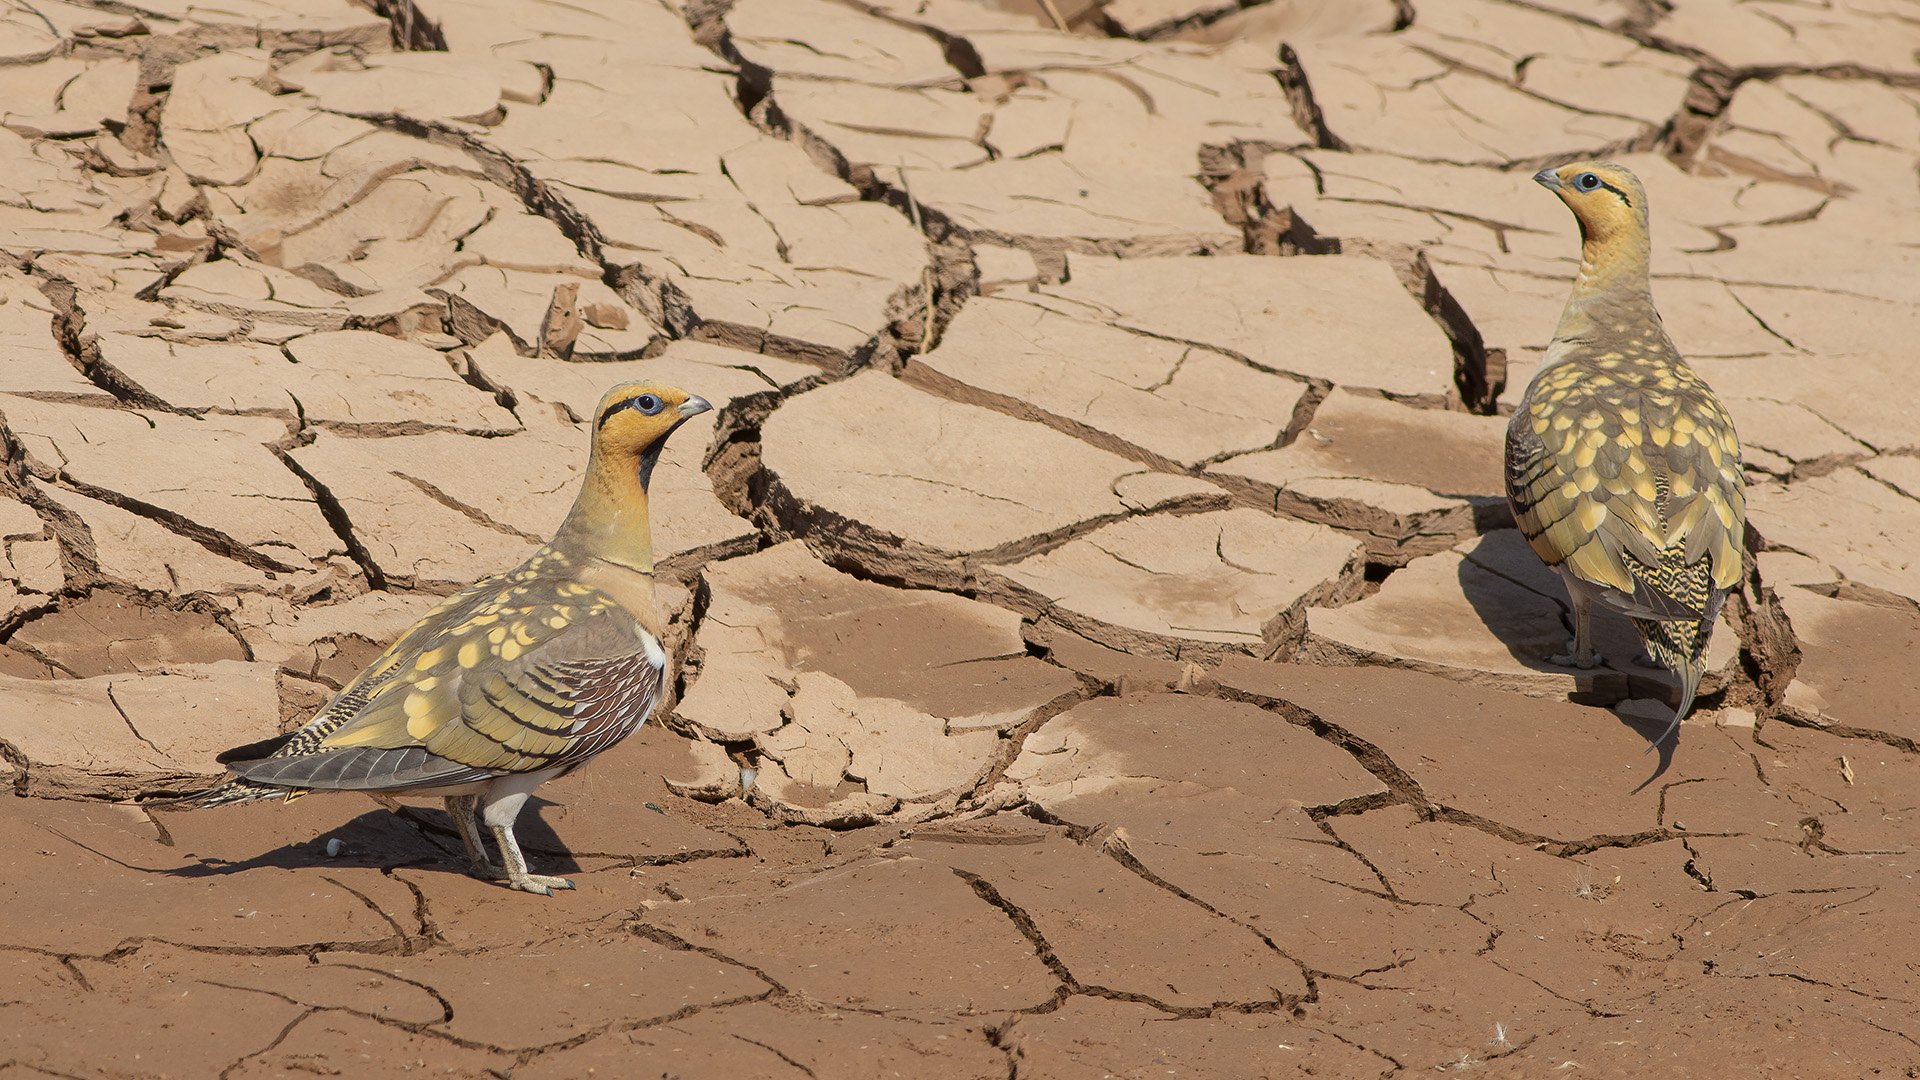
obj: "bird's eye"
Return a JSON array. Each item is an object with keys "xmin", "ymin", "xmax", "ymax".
[
  {"xmin": 636, "ymin": 394, "xmax": 663, "ymax": 415},
  {"xmin": 1575, "ymin": 172, "xmax": 1601, "ymax": 191}
]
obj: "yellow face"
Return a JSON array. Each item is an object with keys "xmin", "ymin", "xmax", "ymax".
[
  {"xmin": 1533, "ymin": 160, "xmax": 1649, "ymax": 243},
  {"xmin": 591, "ymin": 382, "xmax": 712, "ymax": 459}
]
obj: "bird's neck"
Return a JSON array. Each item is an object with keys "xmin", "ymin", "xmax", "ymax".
[
  {"xmin": 1552, "ymin": 221, "xmax": 1659, "ymax": 346},
  {"xmin": 550, "ymin": 445, "xmax": 657, "ymax": 574}
]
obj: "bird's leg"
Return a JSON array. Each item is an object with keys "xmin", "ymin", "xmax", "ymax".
[
  {"xmin": 444, "ymin": 794, "xmax": 501, "ymax": 879},
  {"xmin": 476, "ymin": 776, "xmax": 574, "ymax": 895},
  {"xmin": 490, "ymin": 821, "xmax": 576, "ymax": 896},
  {"xmin": 1550, "ymin": 595, "xmax": 1603, "ymax": 669}
]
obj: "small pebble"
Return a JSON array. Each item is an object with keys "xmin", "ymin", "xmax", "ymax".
[{"xmin": 325, "ymin": 838, "xmax": 343, "ymax": 857}]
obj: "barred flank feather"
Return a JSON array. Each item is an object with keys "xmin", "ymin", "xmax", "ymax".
[{"xmin": 1625, "ymin": 544, "xmax": 1714, "ymax": 622}]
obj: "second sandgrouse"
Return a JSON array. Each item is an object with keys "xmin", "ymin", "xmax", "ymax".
[
  {"xmin": 176, "ymin": 381, "xmax": 710, "ymax": 894},
  {"xmin": 1505, "ymin": 161, "xmax": 1744, "ymax": 751}
]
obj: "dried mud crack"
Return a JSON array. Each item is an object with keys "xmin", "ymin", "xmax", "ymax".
[{"xmin": 4, "ymin": 0, "xmax": 1920, "ymax": 1075}]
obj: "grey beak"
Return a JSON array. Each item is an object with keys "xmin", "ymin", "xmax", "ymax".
[
  {"xmin": 678, "ymin": 394, "xmax": 712, "ymax": 418},
  {"xmin": 1532, "ymin": 167, "xmax": 1562, "ymax": 191}
]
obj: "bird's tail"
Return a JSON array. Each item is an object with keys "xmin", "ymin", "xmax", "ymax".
[
  {"xmin": 146, "ymin": 776, "xmax": 305, "ymax": 810},
  {"xmin": 1632, "ymin": 615, "xmax": 1711, "ymax": 752}
]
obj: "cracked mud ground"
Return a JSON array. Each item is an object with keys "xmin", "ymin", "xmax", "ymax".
[{"xmin": 2, "ymin": 0, "xmax": 1919, "ymax": 1074}]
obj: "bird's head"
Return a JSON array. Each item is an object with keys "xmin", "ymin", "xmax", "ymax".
[
  {"xmin": 1533, "ymin": 161, "xmax": 1649, "ymax": 247},
  {"xmin": 552, "ymin": 381, "xmax": 711, "ymax": 570},
  {"xmin": 590, "ymin": 382, "xmax": 712, "ymax": 469}
]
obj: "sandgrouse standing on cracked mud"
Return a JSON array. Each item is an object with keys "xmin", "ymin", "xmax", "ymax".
[
  {"xmin": 1505, "ymin": 161, "xmax": 1744, "ymax": 751},
  {"xmin": 177, "ymin": 382, "xmax": 710, "ymax": 894}
]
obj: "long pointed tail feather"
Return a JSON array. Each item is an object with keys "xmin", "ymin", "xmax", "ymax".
[
  {"xmin": 1632, "ymin": 615, "xmax": 1710, "ymax": 753},
  {"xmin": 147, "ymin": 776, "xmax": 306, "ymax": 809}
]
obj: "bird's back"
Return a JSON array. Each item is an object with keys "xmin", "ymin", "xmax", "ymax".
[{"xmin": 1506, "ymin": 309, "xmax": 1744, "ymax": 621}]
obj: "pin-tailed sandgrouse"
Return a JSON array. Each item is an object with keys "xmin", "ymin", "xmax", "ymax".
[
  {"xmin": 1505, "ymin": 161, "xmax": 1744, "ymax": 751},
  {"xmin": 181, "ymin": 382, "xmax": 710, "ymax": 894}
]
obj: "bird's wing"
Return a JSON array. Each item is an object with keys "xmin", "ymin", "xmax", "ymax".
[
  {"xmin": 248, "ymin": 581, "xmax": 493, "ymax": 764},
  {"xmin": 1506, "ymin": 361, "xmax": 1744, "ymax": 619},
  {"xmin": 229, "ymin": 580, "xmax": 665, "ymax": 792}
]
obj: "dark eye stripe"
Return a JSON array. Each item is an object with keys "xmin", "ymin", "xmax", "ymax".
[
  {"xmin": 1568, "ymin": 170, "xmax": 1634, "ymax": 209},
  {"xmin": 597, "ymin": 393, "xmax": 667, "ymax": 428},
  {"xmin": 596, "ymin": 398, "xmax": 635, "ymax": 428},
  {"xmin": 1596, "ymin": 178, "xmax": 1633, "ymax": 207}
]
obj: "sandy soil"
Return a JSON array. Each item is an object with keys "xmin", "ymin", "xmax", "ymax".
[{"xmin": 2, "ymin": 0, "xmax": 1919, "ymax": 1075}]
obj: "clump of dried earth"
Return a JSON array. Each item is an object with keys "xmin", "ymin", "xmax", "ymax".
[{"xmin": 1, "ymin": 0, "xmax": 1917, "ymax": 1075}]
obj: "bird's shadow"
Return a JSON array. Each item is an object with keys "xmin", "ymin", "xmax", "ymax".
[
  {"xmin": 1633, "ymin": 734, "xmax": 1678, "ymax": 794},
  {"xmin": 1455, "ymin": 530, "xmax": 1680, "ymax": 789},
  {"xmin": 146, "ymin": 797, "xmax": 582, "ymax": 882}
]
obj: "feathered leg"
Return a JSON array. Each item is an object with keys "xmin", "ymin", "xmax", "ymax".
[
  {"xmin": 445, "ymin": 794, "xmax": 501, "ymax": 879},
  {"xmin": 1550, "ymin": 593, "xmax": 1602, "ymax": 669}
]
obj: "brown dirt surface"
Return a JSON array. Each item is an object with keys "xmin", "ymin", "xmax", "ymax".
[{"xmin": 2, "ymin": 0, "xmax": 1919, "ymax": 1075}]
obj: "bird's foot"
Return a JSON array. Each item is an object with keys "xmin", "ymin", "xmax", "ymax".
[
  {"xmin": 463, "ymin": 860, "xmax": 574, "ymax": 895},
  {"xmin": 1630, "ymin": 650, "xmax": 1660, "ymax": 669},
  {"xmin": 508, "ymin": 873, "xmax": 576, "ymax": 897},
  {"xmin": 1548, "ymin": 643, "xmax": 1603, "ymax": 670}
]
